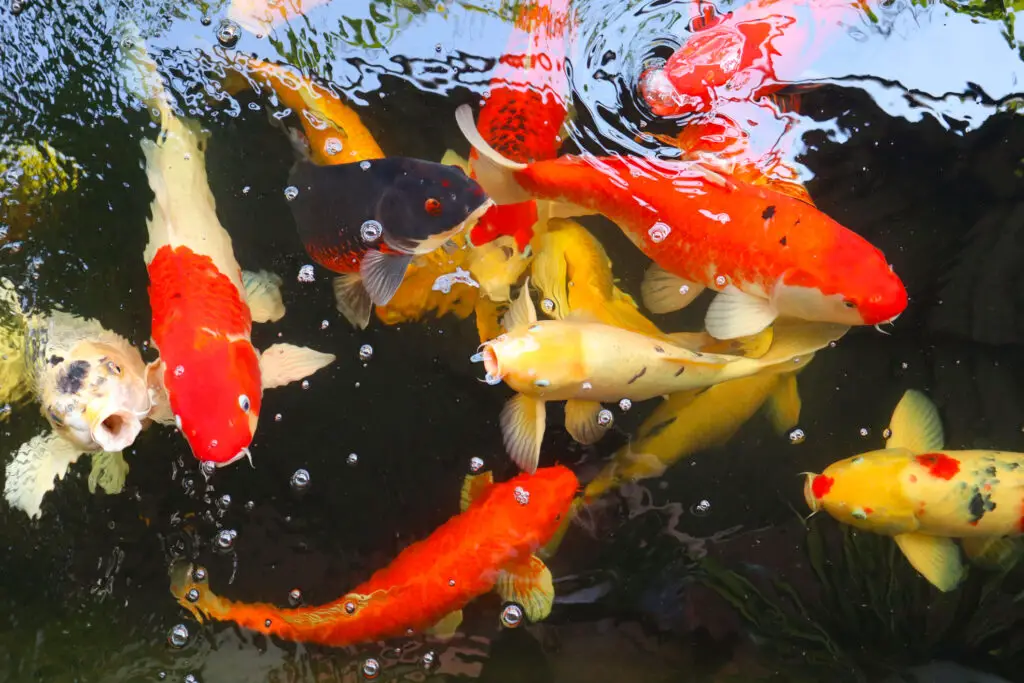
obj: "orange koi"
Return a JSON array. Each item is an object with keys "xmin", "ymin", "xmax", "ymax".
[
  {"xmin": 639, "ymin": 0, "xmax": 872, "ymax": 117},
  {"xmin": 457, "ymin": 105, "xmax": 907, "ymax": 341},
  {"xmin": 465, "ymin": 0, "xmax": 574, "ymax": 251},
  {"xmin": 171, "ymin": 466, "xmax": 580, "ymax": 644}
]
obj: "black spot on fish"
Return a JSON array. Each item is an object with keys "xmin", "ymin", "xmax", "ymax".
[
  {"xmin": 628, "ymin": 367, "xmax": 647, "ymax": 385},
  {"xmin": 47, "ymin": 408, "xmax": 63, "ymax": 426},
  {"xmin": 966, "ymin": 489, "xmax": 996, "ymax": 525},
  {"xmin": 674, "ymin": 366, "xmax": 685, "ymax": 377},
  {"xmin": 779, "ymin": 236, "xmax": 787, "ymax": 246},
  {"xmin": 795, "ymin": 218, "xmax": 801, "ymax": 226},
  {"xmin": 762, "ymin": 205, "xmax": 776, "ymax": 220},
  {"xmin": 1008, "ymin": 462, "xmax": 1020, "ymax": 470},
  {"xmin": 643, "ymin": 417, "xmax": 678, "ymax": 440},
  {"xmin": 653, "ymin": 346, "xmax": 665, "ymax": 354},
  {"xmin": 985, "ymin": 466, "xmax": 997, "ymax": 477},
  {"xmin": 57, "ymin": 360, "xmax": 90, "ymax": 395},
  {"xmin": 48, "ymin": 355, "xmax": 64, "ymax": 366}
]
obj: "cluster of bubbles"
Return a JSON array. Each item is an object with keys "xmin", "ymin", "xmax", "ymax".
[
  {"xmin": 215, "ymin": 528, "xmax": 237, "ymax": 552},
  {"xmin": 297, "ymin": 264, "xmax": 315, "ymax": 283}
]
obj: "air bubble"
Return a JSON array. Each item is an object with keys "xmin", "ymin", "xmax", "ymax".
[
  {"xmin": 245, "ymin": 500, "xmax": 255, "ymax": 511},
  {"xmin": 184, "ymin": 675, "xmax": 198, "ymax": 683},
  {"xmin": 690, "ymin": 499, "xmax": 711, "ymax": 516},
  {"xmin": 513, "ymin": 486, "xmax": 530, "ymax": 505},
  {"xmin": 215, "ymin": 529, "xmax": 237, "ymax": 552},
  {"xmin": 345, "ymin": 601, "xmax": 356, "ymax": 614},
  {"xmin": 283, "ymin": 185, "xmax": 299, "ymax": 201},
  {"xmin": 192, "ymin": 566, "xmax": 207, "ymax": 582},
  {"xmin": 301, "ymin": 380, "xmax": 310, "ymax": 390},
  {"xmin": 200, "ymin": 461, "xmax": 215, "ymax": 479},
  {"xmin": 597, "ymin": 409, "xmax": 614, "ymax": 427},
  {"xmin": 715, "ymin": 275, "xmax": 727, "ymax": 287},
  {"xmin": 469, "ymin": 456, "xmax": 484, "ymax": 473},
  {"xmin": 362, "ymin": 658, "xmax": 381, "ymax": 679},
  {"xmin": 288, "ymin": 588, "xmax": 302, "ymax": 606},
  {"xmin": 291, "ymin": 468, "xmax": 310, "ymax": 491},
  {"xmin": 274, "ymin": 413, "xmax": 282, "ymax": 422},
  {"xmin": 217, "ymin": 494, "xmax": 231, "ymax": 510},
  {"xmin": 323, "ymin": 138, "xmax": 343, "ymax": 156},
  {"xmin": 618, "ymin": 398, "xmax": 632, "ymax": 412},
  {"xmin": 216, "ymin": 19, "xmax": 241, "ymax": 47},
  {"xmin": 581, "ymin": 381, "xmax": 593, "ymax": 391},
  {"xmin": 882, "ymin": 428, "xmax": 892, "ymax": 439},
  {"xmin": 648, "ymin": 222, "xmax": 671, "ymax": 243},
  {"xmin": 679, "ymin": 284, "xmax": 690, "ymax": 295},
  {"xmin": 359, "ymin": 160, "xmax": 371, "ymax": 171},
  {"xmin": 167, "ymin": 623, "xmax": 189, "ymax": 648},
  {"xmin": 346, "ymin": 453, "xmax": 358, "ymax": 466},
  {"xmin": 421, "ymin": 650, "xmax": 438, "ymax": 670},
  {"xmin": 859, "ymin": 427, "xmax": 870, "ymax": 437},
  {"xmin": 200, "ymin": 15, "xmax": 211, "ymax": 25},
  {"xmin": 788, "ymin": 428, "xmax": 806, "ymax": 445},
  {"xmin": 360, "ymin": 220, "xmax": 383, "ymax": 243},
  {"xmin": 174, "ymin": 365, "xmax": 185, "ymax": 377},
  {"xmin": 359, "ymin": 344, "xmax": 374, "ymax": 361},
  {"xmin": 540, "ymin": 298, "xmax": 556, "ymax": 314},
  {"xmin": 500, "ymin": 603, "xmax": 524, "ymax": 628},
  {"xmin": 320, "ymin": 320, "xmax": 329, "ymax": 330},
  {"xmin": 186, "ymin": 588, "xmax": 200, "ymax": 603},
  {"xmin": 297, "ymin": 264, "xmax": 315, "ymax": 283}
]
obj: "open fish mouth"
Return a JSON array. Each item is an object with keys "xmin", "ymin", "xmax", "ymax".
[
  {"xmin": 90, "ymin": 408, "xmax": 144, "ymax": 452},
  {"xmin": 801, "ymin": 472, "xmax": 822, "ymax": 513},
  {"xmin": 470, "ymin": 341, "xmax": 504, "ymax": 385}
]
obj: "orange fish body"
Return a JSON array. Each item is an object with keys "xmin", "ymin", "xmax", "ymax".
[
  {"xmin": 467, "ymin": 0, "xmax": 573, "ymax": 251},
  {"xmin": 640, "ymin": 0, "xmax": 871, "ymax": 117},
  {"xmin": 806, "ymin": 390, "xmax": 1024, "ymax": 592},
  {"xmin": 460, "ymin": 140, "xmax": 906, "ymax": 339},
  {"xmin": 172, "ymin": 466, "xmax": 579, "ymax": 645}
]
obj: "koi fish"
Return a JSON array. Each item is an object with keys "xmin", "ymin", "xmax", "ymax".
[
  {"xmin": 0, "ymin": 141, "xmax": 79, "ymax": 243},
  {"xmin": 804, "ymin": 389, "xmax": 1024, "ymax": 592},
  {"xmin": 475, "ymin": 279, "xmax": 847, "ymax": 472},
  {"xmin": 638, "ymin": 0, "xmax": 871, "ymax": 117},
  {"xmin": 464, "ymin": 0, "xmax": 574, "ymax": 251},
  {"xmin": 585, "ymin": 365, "xmax": 804, "ymax": 502},
  {"xmin": 530, "ymin": 217, "xmax": 668, "ymax": 339},
  {"xmin": 169, "ymin": 466, "xmax": 579, "ymax": 644},
  {"xmin": 455, "ymin": 105, "xmax": 907, "ymax": 340},
  {"xmin": 123, "ymin": 33, "xmax": 336, "ymax": 466},
  {"xmin": 1, "ymin": 279, "xmax": 152, "ymax": 518}
]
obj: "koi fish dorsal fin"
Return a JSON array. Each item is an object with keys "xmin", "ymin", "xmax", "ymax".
[
  {"xmin": 886, "ymin": 390, "xmax": 944, "ymax": 453},
  {"xmin": 496, "ymin": 554, "xmax": 555, "ymax": 622},
  {"xmin": 892, "ymin": 532, "xmax": 965, "ymax": 592},
  {"xmin": 242, "ymin": 270, "xmax": 286, "ymax": 324},
  {"xmin": 259, "ymin": 343, "xmax": 336, "ymax": 390},
  {"xmin": 426, "ymin": 609, "xmax": 463, "ymax": 640},
  {"xmin": 441, "ymin": 149, "xmax": 470, "ymax": 173},
  {"xmin": 460, "ymin": 470, "xmax": 495, "ymax": 512},
  {"xmin": 502, "ymin": 278, "xmax": 538, "ymax": 331},
  {"xmin": 564, "ymin": 399, "xmax": 611, "ymax": 445},
  {"xmin": 4, "ymin": 432, "xmax": 85, "ymax": 519}
]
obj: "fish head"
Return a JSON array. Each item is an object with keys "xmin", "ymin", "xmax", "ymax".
[
  {"xmin": 467, "ymin": 235, "xmax": 534, "ymax": 303},
  {"xmin": 165, "ymin": 338, "xmax": 262, "ymax": 466},
  {"xmin": 480, "ymin": 322, "xmax": 584, "ymax": 394},
  {"xmin": 773, "ymin": 255, "xmax": 908, "ymax": 328},
  {"xmin": 375, "ymin": 157, "xmax": 493, "ymax": 255},
  {"xmin": 41, "ymin": 340, "xmax": 151, "ymax": 453},
  {"xmin": 803, "ymin": 449, "xmax": 919, "ymax": 534}
]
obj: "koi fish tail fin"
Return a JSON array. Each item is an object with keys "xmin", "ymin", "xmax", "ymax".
[
  {"xmin": 885, "ymin": 389, "xmax": 944, "ymax": 453},
  {"xmin": 169, "ymin": 561, "xmax": 231, "ymax": 623},
  {"xmin": 454, "ymin": 105, "xmax": 532, "ymax": 205}
]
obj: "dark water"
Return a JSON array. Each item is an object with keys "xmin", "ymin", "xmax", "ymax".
[{"xmin": 2, "ymin": 0, "xmax": 1024, "ymax": 681}]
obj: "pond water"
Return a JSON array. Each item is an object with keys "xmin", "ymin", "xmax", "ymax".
[{"xmin": 1, "ymin": 0, "xmax": 1024, "ymax": 681}]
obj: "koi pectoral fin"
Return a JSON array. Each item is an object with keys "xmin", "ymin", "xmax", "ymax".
[
  {"xmin": 242, "ymin": 269, "xmax": 286, "ymax": 324},
  {"xmin": 641, "ymin": 264, "xmax": 704, "ymax": 314},
  {"xmin": 497, "ymin": 554, "xmax": 555, "ymax": 622},
  {"xmin": 360, "ymin": 249, "xmax": 413, "ymax": 307},
  {"xmin": 500, "ymin": 393, "xmax": 546, "ymax": 474},
  {"xmin": 4, "ymin": 432, "xmax": 85, "ymax": 519},
  {"xmin": 333, "ymin": 274, "xmax": 373, "ymax": 330},
  {"xmin": 426, "ymin": 609, "xmax": 463, "ymax": 640},
  {"xmin": 564, "ymin": 399, "xmax": 611, "ymax": 445},
  {"xmin": 88, "ymin": 451, "xmax": 129, "ymax": 495},
  {"xmin": 501, "ymin": 277, "xmax": 538, "ymax": 331},
  {"xmin": 764, "ymin": 373, "xmax": 801, "ymax": 435},
  {"xmin": 704, "ymin": 289, "xmax": 778, "ymax": 340},
  {"xmin": 460, "ymin": 470, "xmax": 495, "ymax": 512},
  {"xmin": 259, "ymin": 343, "xmax": 336, "ymax": 390},
  {"xmin": 893, "ymin": 532, "xmax": 965, "ymax": 592},
  {"xmin": 886, "ymin": 390, "xmax": 944, "ymax": 453}
]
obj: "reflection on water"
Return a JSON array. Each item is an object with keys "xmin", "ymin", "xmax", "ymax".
[{"xmin": 1, "ymin": 0, "xmax": 1024, "ymax": 681}]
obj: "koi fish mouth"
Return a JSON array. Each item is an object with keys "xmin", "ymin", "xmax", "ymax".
[
  {"xmin": 470, "ymin": 341, "xmax": 504, "ymax": 385},
  {"xmin": 89, "ymin": 406, "xmax": 148, "ymax": 452},
  {"xmin": 874, "ymin": 312, "xmax": 901, "ymax": 336},
  {"xmin": 801, "ymin": 472, "xmax": 822, "ymax": 513}
]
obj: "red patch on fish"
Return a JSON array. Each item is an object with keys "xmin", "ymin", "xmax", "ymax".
[
  {"xmin": 863, "ymin": 507, "xmax": 873, "ymax": 515},
  {"xmin": 915, "ymin": 453, "xmax": 960, "ymax": 480},
  {"xmin": 811, "ymin": 474, "xmax": 833, "ymax": 499}
]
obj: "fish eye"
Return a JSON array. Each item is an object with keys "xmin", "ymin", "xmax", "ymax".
[
  {"xmin": 424, "ymin": 197, "xmax": 443, "ymax": 216},
  {"xmin": 238, "ymin": 394, "xmax": 251, "ymax": 412},
  {"xmin": 843, "ymin": 300, "xmax": 857, "ymax": 309},
  {"xmin": 500, "ymin": 245, "xmax": 514, "ymax": 259},
  {"xmin": 107, "ymin": 361, "xmax": 122, "ymax": 376}
]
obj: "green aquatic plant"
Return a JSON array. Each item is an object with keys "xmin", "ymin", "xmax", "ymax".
[{"xmin": 696, "ymin": 518, "xmax": 1024, "ymax": 682}]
